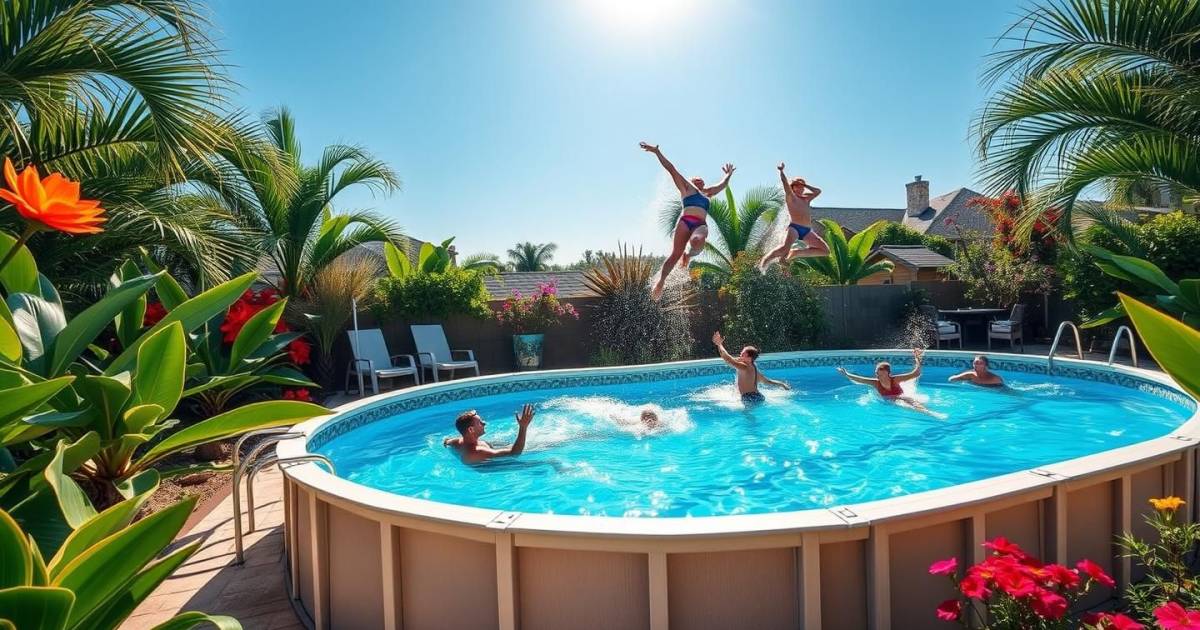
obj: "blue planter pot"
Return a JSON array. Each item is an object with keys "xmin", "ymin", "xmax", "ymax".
[{"xmin": 513, "ymin": 333, "xmax": 545, "ymax": 370}]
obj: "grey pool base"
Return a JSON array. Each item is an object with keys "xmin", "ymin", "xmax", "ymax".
[{"xmin": 277, "ymin": 350, "xmax": 1199, "ymax": 630}]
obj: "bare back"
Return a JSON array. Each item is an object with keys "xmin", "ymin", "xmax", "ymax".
[{"xmin": 735, "ymin": 361, "xmax": 759, "ymax": 395}]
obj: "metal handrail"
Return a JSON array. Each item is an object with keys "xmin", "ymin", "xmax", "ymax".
[
  {"xmin": 232, "ymin": 430, "xmax": 304, "ymax": 565},
  {"xmin": 1047, "ymin": 321, "xmax": 1083, "ymax": 375},
  {"xmin": 245, "ymin": 454, "xmax": 335, "ymax": 533},
  {"xmin": 1107, "ymin": 325, "xmax": 1139, "ymax": 368}
]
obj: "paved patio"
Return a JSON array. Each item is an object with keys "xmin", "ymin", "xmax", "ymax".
[{"xmin": 123, "ymin": 467, "xmax": 303, "ymax": 630}]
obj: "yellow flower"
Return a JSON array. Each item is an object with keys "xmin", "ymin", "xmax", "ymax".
[{"xmin": 1150, "ymin": 496, "xmax": 1185, "ymax": 512}]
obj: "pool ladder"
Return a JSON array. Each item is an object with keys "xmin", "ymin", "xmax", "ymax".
[
  {"xmin": 1046, "ymin": 321, "xmax": 1083, "ymax": 375},
  {"xmin": 232, "ymin": 428, "xmax": 335, "ymax": 565},
  {"xmin": 1107, "ymin": 325, "xmax": 1139, "ymax": 368}
]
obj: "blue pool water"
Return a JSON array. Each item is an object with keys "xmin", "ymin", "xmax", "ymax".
[{"xmin": 316, "ymin": 365, "xmax": 1193, "ymax": 518}]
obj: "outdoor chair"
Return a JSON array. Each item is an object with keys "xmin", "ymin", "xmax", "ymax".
[
  {"xmin": 411, "ymin": 325, "xmax": 480, "ymax": 382},
  {"xmin": 988, "ymin": 304, "xmax": 1026, "ymax": 352},
  {"xmin": 345, "ymin": 329, "xmax": 421, "ymax": 396},
  {"xmin": 920, "ymin": 305, "xmax": 962, "ymax": 349}
]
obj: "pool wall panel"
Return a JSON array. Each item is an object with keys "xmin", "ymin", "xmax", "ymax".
[
  {"xmin": 666, "ymin": 548, "xmax": 799, "ymax": 630},
  {"xmin": 327, "ymin": 505, "xmax": 384, "ymax": 629},
  {"xmin": 1068, "ymin": 481, "xmax": 1117, "ymax": 608},
  {"xmin": 819, "ymin": 540, "xmax": 868, "ymax": 630},
  {"xmin": 985, "ymin": 501, "xmax": 1041, "ymax": 558},
  {"xmin": 295, "ymin": 488, "xmax": 314, "ymax": 616},
  {"xmin": 888, "ymin": 520, "xmax": 965, "ymax": 630},
  {"xmin": 516, "ymin": 547, "xmax": 649, "ymax": 630},
  {"xmin": 399, "ymin": 528, "xmax": 498, "ymax": 630}
]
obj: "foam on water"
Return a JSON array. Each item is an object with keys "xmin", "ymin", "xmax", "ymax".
[{"xmin": 317, "ymin": 365, "xmax": 1193, "ymax": 518}]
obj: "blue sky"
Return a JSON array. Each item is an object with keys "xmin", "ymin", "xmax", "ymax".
[{"xmin": 211, "ymin": 0, "xmax": 1016, "ymax": 263}]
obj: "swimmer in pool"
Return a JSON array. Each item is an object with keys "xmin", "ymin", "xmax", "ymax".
[
  {"xmin": 758, "ymin": 162, "xmax": 831, "ymax": 270},
  {"xmin": 949, "ymin": 354, "xmax": 1006, "ymax": 387},
  {"xmin": 712, "ymin": 331, "xmax": 790, "ymax": 403},
  {"xmin": 443, "ymin": 404, "xmax": 535, "ymax": 464},
  {"xmin": 610, "ymin": 408, "xmax": 661, "ymax": 430},
  {"xmin": 836, "ymin": 348, "xmax": 934, "ymax": 415}
]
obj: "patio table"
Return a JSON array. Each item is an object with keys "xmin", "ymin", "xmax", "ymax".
[{"xmin": 938, "ymin": 308, "xmax": 1007, "ymax": 346}]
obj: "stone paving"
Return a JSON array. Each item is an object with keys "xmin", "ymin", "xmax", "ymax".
[{"xmin": 123, "ymin": 467, "xmax": 304, "ymax": 630}]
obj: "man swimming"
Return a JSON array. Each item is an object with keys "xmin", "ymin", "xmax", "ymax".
[
  {"xmin": 712, "ymin": 331, "xmax": 790, "ymax": 403},
  {"xmin": 443, "ymin": 404, "xmax": 535, "ymax": 464},
  {"xmin": 836, "ymin": 348, "xmax": 935, "ymax": 414},
  {"xmin": 949, "ymin": 354, "xmax": 1005, "ymax": 387},
  {"xmin": 759, "ymin": 162, "xmax": 831, "ymax": 270}
]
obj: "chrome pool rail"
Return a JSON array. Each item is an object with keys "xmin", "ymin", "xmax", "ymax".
[
  {"xmin": 1108, "ymin": 325, "xmax": 1139, "ymax": 368},
  {"xmin": 246, "ymin": 453, "xmax": 335, "ymax": 533},
  {"xmin": 232, "ymin": 428, "xmax": 305, "ymax": 565},
  {"xmin": 1047, "ymin": 321, "xmax": 1083, "ymax": 374}
]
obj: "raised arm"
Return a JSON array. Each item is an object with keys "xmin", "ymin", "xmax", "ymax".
[
  {"xmin": 895, "ymin": 349, "xmax": 924, "ymax": 383},
  {"xmin": 801, "ymin": 181, "xmax": 822, "ymax": 201},
  {"xmin": 711, "ymin": 331, "xmax": 743, "ymax": 369},
  {"xmin": 703, "ymin": 163, "xmax": 735, "ymax": 197},
  {"xmin": 640, "ymin": 142, "xmax": 690, "ymax": 195},
  {"xmin": 778, "ymin": 162, "xmax": 790, "ymax": 190},
  {"xmin": 488, "ymin": 404, "xmax": 535, "ymax": 458},
  {"xmin": 836, "ymin": 366, "xmax": 877, "ymax": 386}
]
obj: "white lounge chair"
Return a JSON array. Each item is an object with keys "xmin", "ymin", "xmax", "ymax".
[
  {"xmin": 920, "ymin": 305, "xmax": 962, "ymax": 349},
  {"xmin": 345, "ymin": 329, "xmax": 420, "ymax": 396},
  {"xmin": 988, "ymin": 304, "xmax": 1026, "ymax": 352},
  {"xmin": 411, "ymin": 324, "xmax": 479, "ymax": 382}
]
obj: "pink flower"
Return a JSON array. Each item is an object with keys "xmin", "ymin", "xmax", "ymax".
[
  {"xmin": 983, "ymin": 536, "xmax": 1027, "ymax": 559},
  {"xmin": 1029, "ymin": 588, "xmax": 1067, "ymax": 619},
  {"xmin": 1076, "ymin": 559, "xmax": 1115, "ymax": 589},
  {"xmin": 928, "ymin": 558, "xmax": 958, "ymax": 576},
  {"xmin": 1155, "ymin": 602, "xmax": 1200, "ymax": 630},
  {"xmin": 935, "ymin": 599, "xmax": 960, "ymax": 622},
  {"xmin": 959, "ymin": 574, "xmax": 988, "ymax": 599},
  {"xmin": 1083, "ymin": 612, "xmax": 1144, "ymax": 630}
]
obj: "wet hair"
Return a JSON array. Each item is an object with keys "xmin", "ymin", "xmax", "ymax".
[
  {"xmin": 876, "ymin": 361, "xmax": 892, "ymax": 373},
  {"xmin": 640, "ymin": 409, "xmax": 659, "ymax": 426},
  {"xmin": 742, "ymin": 346, "xmax": 760, "ymax": 361},
  {"xmin": 974, "ymin": 354, "xmax": 990, "ymax": 367},
  {"xmin": 455, "ymin": 410, "xmax": 479, "ymax": 434}
]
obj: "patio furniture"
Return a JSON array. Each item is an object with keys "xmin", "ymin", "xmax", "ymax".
[
  {"xmin": 411, "ymin": 324, "xmax": 480, "ymax": 382},
  {"xmin": 988, "ymin": 304, "xmax": 1026, "ymax": 352},
  {"xmin": 920, "ymin": 305, "xmax": 962, "ymax": 349},
  {"xmin": 938, "ymin": 307, "xmax": 1007, "ymax": 345},
  {"xmin": 345, "ymin": 329, "xmax": 420, "ymax": 396}
]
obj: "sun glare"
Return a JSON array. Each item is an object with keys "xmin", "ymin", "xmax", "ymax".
[{"xmin": 580, "ymin": 0, "xmax": 700, "ymax": 33}]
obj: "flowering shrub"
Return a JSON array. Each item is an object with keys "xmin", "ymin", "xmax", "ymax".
[
  {"xmin": 944, "ymin": 227, "xmax": 1056, "ymax": 309},
  {"xmin": 931, "ymin": 536, "xmax": 1114, "ymax": 628},
  {"xmin": 493, "ymin": 281, "xmax": 579, "ymax": 334},
  {"xmin": 1118, "ymin": 497, "xmax": 1200, "ymax": 625},
  {"xmin": 219, "ymin": 288, "xmax": 310, "ymax": 364},
  {"xmin": 968, "ymin": 191, "xmax": 1061, "ymax": 262}
]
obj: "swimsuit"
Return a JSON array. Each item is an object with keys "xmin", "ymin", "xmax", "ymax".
[
  {"xmin": 679, "ymin": 214, "xmax": 706, "ymax": 232},
  {"xmin": 875, "ymin": 379, "xmax": 903, "ymax": 398},
  {"xmin": 789, "ymin": 223, "xmax": 812, "ymax": 239},
  {"xmin": 679, "ymin": 191, "xmax": 709, "ymax": 233},
  {"xmin": 741, "ymin": 363, "xmax": 764, "ymax": 403}
]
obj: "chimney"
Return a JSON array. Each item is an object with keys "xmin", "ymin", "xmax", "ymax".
[{"xmin": 906, "ymin": 175, "xmax": 929, "ymax": 216}]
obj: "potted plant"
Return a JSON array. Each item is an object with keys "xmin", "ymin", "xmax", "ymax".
[{"xmin": 494, "ymin": 281, "xmax": 578, "ymax": 370}]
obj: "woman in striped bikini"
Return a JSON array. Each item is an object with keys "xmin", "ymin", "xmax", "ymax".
[{"xmin": 640, "ymin": 142, "xmax": 735, "ymax": 300}]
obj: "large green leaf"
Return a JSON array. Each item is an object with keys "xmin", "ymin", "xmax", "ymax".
[
  {"xmin": 73, "ymin": 376, "xmax": 132, "ymax": 441},
  {"xmin": 113, "ymin": 470, "xmax": 160, "ymax": 503},
  {"xmin": 131, "ymin": 323, "xmax": 185, "ymax": 418},
  {"xmin": 847, "ymin": 220, "xmax": 887, "ymax": 269},
  {"xmin": 0, "ymin": 511, "xmax": 31, "ymax": 589},
  {"xmin": 0, "ymin": 586, "xmax": 74, "ymax": 630},
  {"xmin": 111, "ymin": 261, "xmax": 149, "ymax": 351},
  {"xmin": 259, "ymin": 367, "xmax": 316, "ymax": 387},
  {"xmin": 47, "ymin": 273, "xmax": 160, "ymax": 378},
  {"xmin": 230, "ymin": 299, "xmax": 286, "ymax": 368},
  {"xmin": 48, "ymin": 483, "xmax": 158, "ymax": 579},
  {"xmin": 0, "ymin": 377, "xmax": 74, "ymax": 440},
  {"xmin": 138, "ymin": 251, "xmax": 189, "ymax": 311},
  {"xmin": 42, "ymin": 442, "xmax": 96, "ymax": 531},
  {"xmin": 1120, "ymin": 294, "xmax": 1200, "ymax": 402},
  {"xmin": 7, "ymin": 293, "xmax": 67, "ymax": 372},
  {"xmin": 0, "ymin": 318, "xmax": 20, "ymax": 365},
  {"xmin": 385, "ymin": 242, "xmax": 412, "ymax": 278},
  {"xmin": 1178, "ymin": 279, "xmax": 1200, "ymax": 313},
  {"xmin": 76, "ymin": 542, "xmax": 201, "ymax": 630},
  {"xmin": 135, "ymin": 400, "xmax": 330, "ymax": 469},
  {"xmin": 52, "ymin": 497, "xmax": 197, "ymax": 629},
  {"xmin": 105, "ymin": 273, "xmax": 257, "ymax": 376},
  {"xmin": 149, "ymin": 611, "xmax": 242, "ymax": 630},
  {"xmin": 0, "ymin": 232, "xmax": 38, "ymax": 296}
]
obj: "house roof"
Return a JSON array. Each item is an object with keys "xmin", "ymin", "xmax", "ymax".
[
  {"xmin": 483, "ymin": 271, "xmax": 595, "ymax": 300},
  {"xmin": 869, "ymin": 245, "xmax": 955, "ymax": 269},
  {"xmin": 812, "ymin": 207, "xmax": 906, "ymax": 234},
  {"xmin": 901, "ymin": 187, "xmax": 990, "ymax": 238}
]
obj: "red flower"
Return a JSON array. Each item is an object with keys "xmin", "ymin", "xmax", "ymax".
[
  {"xmin": 1083, "ymin": 612, "xmax": 1144, "ymax": 630},
  {"xmin": 935, "ymin": 599, "xmax": 960, "ymax": 622},
  {"xmin": 995, "ymin": 569, "xmax": 1037, "ymax": 598},
  {"xmin": 928, "ymin": 557, "xmax": 958, "ymax": 576},
  {"xmin": 959, "ymin": 574, "xmax": 988, "ymax": 599},
  {"xmin": 1155, "ymin": 602, "xmax": 1200, "ymax": 630},
  {"xmin": 282, "ymin": 388, "xmax": 311, "ymax": 402},
  {"xmin": 983, "ymin": 536, "xmax": 1027, "ymax": 559},
  {"xmin": 1044, "ymin": 563, "xmax": 1080, "ymax": 590},
  {"xmin": 1029, "ymin": 588, "xmax": 1067, "ymax": 619},
  {"xmin": 143, "ymin": 301, "xmax": 167, "ymax": 328},
  {"xmin": 1076, "ymin": 559, "xmax": 1115, "ymax": 588},
  {"xmin": 219, "ymin": 299, "xmax": 255, "ymax": 343},
  {"xmin": 288, "ymin": 338, "xmax": 311, "ymax": 365}
]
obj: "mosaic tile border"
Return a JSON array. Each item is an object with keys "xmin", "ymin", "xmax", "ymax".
[{"xmin": 308, "ymin": 352, "xmax": 1197, "ymax": 451}]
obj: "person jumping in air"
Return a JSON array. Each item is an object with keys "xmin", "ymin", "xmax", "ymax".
[
  {"xmin": 640, "ymin": 142, "xmax": 735, "ymax": 300},
  {"xmin": 759, "ymin": 162, "xmax": 830, "ymax": 270},
  {"xmin": 836, "ymin": 349, "xmax": 937, "ymax": 415},
  {"xmin": 712, "ymin": 331, "xmax": 790, "ymax": 404}
]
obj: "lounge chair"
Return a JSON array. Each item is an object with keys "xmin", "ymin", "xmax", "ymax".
[
  {"xmin": 411, "ymin": 324, "xmax": 480, "ymax": 382},
  {"xmin": 920, "ymin": 305, "xmax": 962, "ymax": 349},
  {"xmin": 988, "ymin": 304, "xmax": 1026, "ymax": 352},
  {"xmin": 345, "ymin": 329, "xmax": 420, "ymax": 396}
]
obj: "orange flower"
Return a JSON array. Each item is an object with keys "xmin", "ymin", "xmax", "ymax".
[
  {"xmin": 0, "ymin": 158, "xmax": 105, "ymax": 234},
  {"xmin": 1150, "ymin": 496, "xmax": 1186, "ymax": 512}
]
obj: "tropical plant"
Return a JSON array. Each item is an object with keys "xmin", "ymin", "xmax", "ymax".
[
  {"xmin": 231, "ymin": 107, "xmax": 403, "ymax": 299},
  {"xmin": 295, "ymin": 252, "xmax": 380, "ymax": 388},
  {"xmin": 1117, "ymin": 496, "xmax": 1200, "ymax": 624},
  {"xmin": 1121, "ymin": 294, "xmax": 1200, "ymax": 405},
  {"xmin": 658, "ymin": 186, "xmax": 783, "ymax": 281},
  {"xmin": 459, "ymin": 252, "xmax": 503, "ymax": 273},
  {"xmin": 944, "ymin": 234, "xmax": 1056, "ymax": 309},
  {"xmin": 385, "ymin": 238, "xmax": 500, "ymax": 277},
  {"xmin": 875, "ymin": 222, "xmax": 956, "ymax": 259},
  {"xmin": 372, "ymin": 267, "xmax": 491, "ymax": 321},
  {"xmin": 722, "ymin": 254, "xmax": 824, "ymax": 352},
  {"xmin": 976, "ymin": 0, "xmax": 1200, "ymax": 237},
  {"xmin": 1079, "ymin": 248, "xmax": 1200, "ymax": 329},
  {"xmin": 506, "ymin": 241, "xmax": 557, "ymax": 272},
  {"xmin": 792, "ymin": 219, "xmax": 894, "ymax": 285},
  {"xmin": 493, "ymin": 281, "xmax": 579, "ymax": 334},
  {"xmin": 583, "ymin": 245, "xmax": 694, "ymax": 365}
]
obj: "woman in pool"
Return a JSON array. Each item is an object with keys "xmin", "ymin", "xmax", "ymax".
[
  {"xmin": 836, "ymin": 349, "xmax": 934, "ymax": 414},
  {"xmin": 759, "ymin": 162, "xmax": 830, "ymax": 270},
  {"xmin": 640, "ymin": 141, "xmax": 735, "ymax": 300}
]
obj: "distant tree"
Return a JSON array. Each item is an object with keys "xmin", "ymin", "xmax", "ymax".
[
  {"xmin": 793, "ymin": 220, "xmax": 894, "ymax": 285},
  {"xmin": 875, "ymin": 222, "xmax": 955, "ymax": 259},
  {"xmin": 507, "ymin": 241, "xmax": 558, "ymax": 271}
]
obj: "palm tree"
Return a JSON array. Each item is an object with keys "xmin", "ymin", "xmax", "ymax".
[
  {"xmin": 230, "ymin": 107, "xmax": 404, "ymax": 299},
  {"xmin": 459, "ymin": 252, "xmax": 503, "ymax": 274},
  {"xmin": 794, "ymin": 219, "xmax": 894, "ymax": 285},
  {"xmin": 976, "ymin": 0, "xmax": 1200, "ymax": 238},
  {"xmin": 658, "ymin": 186, "xmax": 783, "ymax": 281},
  {"xmin": 507, "ymin": 241, "xmax": 557, "ymax": 271},
  {"xmin": 0, "ymin": 0, "xmax": 277, "ymax": 291}
]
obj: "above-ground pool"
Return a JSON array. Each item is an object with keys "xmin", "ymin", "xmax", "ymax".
[{"xmin": 278, "ymin": 351, "xmax": 1200, "ymax": 630}]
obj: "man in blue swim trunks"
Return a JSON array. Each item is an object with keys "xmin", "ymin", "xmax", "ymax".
[
  {"xmin": 759, "ymin": 162, "xmax": 831, "ymax": 270},
  {"xmin": 712, "ymin": 331, "xmax": 791, "ymax": 403}
]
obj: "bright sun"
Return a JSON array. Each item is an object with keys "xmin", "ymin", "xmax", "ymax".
[{"xmin": 579, "ymin": 0, "xmax": 699, "ymax": 33}]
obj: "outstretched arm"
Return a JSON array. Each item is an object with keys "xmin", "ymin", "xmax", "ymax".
[
  {"xmin": 895, "ymin": 349, "xmax": 925, "ymax": 383},
  {"xmin": 836, "ymin": 366, "xmax": 877, "ymax": 386},
  {"xmin": 777, "ymin": 162, "xmax": 791, "ymax": 191},
  {"xmin": 640, "ymin": 142, "xmax": 691, "ymax": 195},
  {"xmin": 712, "ymin": 331, "xmax": 744, "ymax": 369},
  {"xmin": 948, "ymin": 371, "xmax": 976, "ymax": 383},
  {"xmin": 703, "ymin": 163, "xmax": 735, "ymax": 197},
  {"xmin": 758, "ymin": 371, "xmax": 791, "ymax": 390},
  {"xmin": 491, "ymin": 404, "xmax": 535, "ymax": 457}
]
